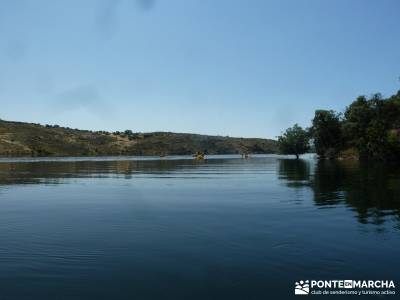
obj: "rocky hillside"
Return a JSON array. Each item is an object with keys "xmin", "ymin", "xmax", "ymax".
[{"xmin": 0, "ymin": 119, "xmax": 277, "ymax": 156}]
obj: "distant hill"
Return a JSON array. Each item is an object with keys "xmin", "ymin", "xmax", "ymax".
[{"xmin": 0, "ymin": 119, "xmax": 277, "ymax": 156}]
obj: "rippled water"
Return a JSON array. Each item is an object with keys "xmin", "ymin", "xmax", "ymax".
[{"xmin": 0, "ymin": 155, "xmax": 399, "ymax": 299}]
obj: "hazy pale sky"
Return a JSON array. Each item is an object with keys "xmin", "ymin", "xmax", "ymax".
[{"xmin": 1, "ymin": 0, "xmax": 399, "ymax": 138}]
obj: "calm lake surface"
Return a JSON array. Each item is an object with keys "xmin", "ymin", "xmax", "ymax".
[{"xmin": 0, "ymin": 155, "xmax": 399, "ymax": 299}]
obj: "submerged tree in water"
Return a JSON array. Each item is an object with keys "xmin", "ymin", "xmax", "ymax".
[{"xmin": 277, "ymin": 124, "xmax": 310, "ymax": 159}]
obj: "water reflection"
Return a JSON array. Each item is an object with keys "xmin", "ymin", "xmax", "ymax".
[
  {"xmin": 0, "ymin": 156, "xmax": 270, "ymax": 185},
  {"xmin": 278, "ymin": 159, "xmax": 311, "ymax": 188},
  {"xmin": 0, "ymin": 159, "xmax": 207, "ymax": 185},
  {"xmin": 1, "ymin": 156, "xmax": 400, "ymax": 227},
  {"xmin": 279, "ymin": 159, "xmax": 400, "ymax": 226},
  {"xmin": 0, "ymin": 156, "xmax": 399, "ymax": 299},
  {"xmin": 314, "ymin": 160, "xmax": 400, "ymax": 225}
]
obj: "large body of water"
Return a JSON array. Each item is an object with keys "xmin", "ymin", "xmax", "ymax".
[{"xmin": 0, "ymin": 155, "xmax": 399, "ymax": 299}]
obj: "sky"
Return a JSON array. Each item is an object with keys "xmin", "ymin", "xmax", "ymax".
[{"xmin": 0, "ymin": 0, "xmax": 399, "ymax": 139}]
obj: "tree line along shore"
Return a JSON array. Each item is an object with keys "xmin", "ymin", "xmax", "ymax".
[{"xmin": 278, "ymin": 90, "xmax": 400, "ymax": 161}]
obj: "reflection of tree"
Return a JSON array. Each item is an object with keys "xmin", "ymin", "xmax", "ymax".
[
  {"xmin": 278, "ymin": 159, "xmax": 311, "ymax": 188},
  {"xmin": 312, "ymin": 160, "xmax": 400, "ymax": 226},
  {"xmin": 278, "ymin": 158, "xmax": 400, "ymax": 226},
  {"xmin": 311, "ymin": 160, "xmax": 349, "ymax": 207}
]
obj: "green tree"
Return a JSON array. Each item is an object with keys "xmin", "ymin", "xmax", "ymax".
[
  {"xmin": 124, "ymin": 130, "xmax": 133, "ymax": 136},
  {"xmin": 343, "ymin": 92, "xmax": 400, "ymax": 160},
  {"xmin": 311, "ymin": 110, "xmax": 343, "ymax": 158},
  {"xmin": 277, "ymin": 124, "xmax": 310, "ymax": 159}
]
